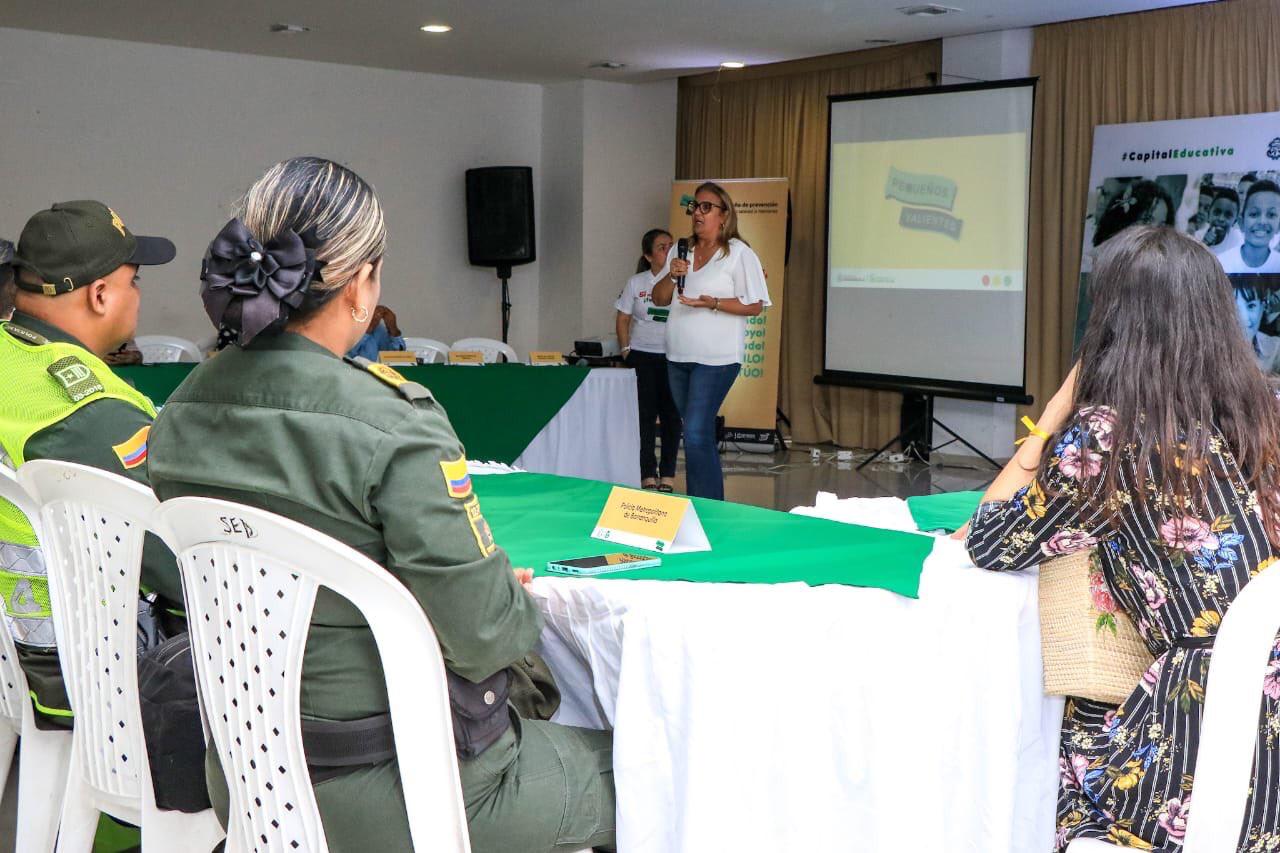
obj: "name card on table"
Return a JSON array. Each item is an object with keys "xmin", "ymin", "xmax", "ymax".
[
  {"xmin": 528, "ymin": 351, "xmax": 567, "ymax": 366},
  {"xmin": 378, "ymin": 351, "xmax": 418, "ymax": 366},
  {"xmin": 592, "ymin": 486, "xmax": 710, "ymax": 554},
  {"xmin": 448, "ymin": 350, "xmax": 485, "ymax": 365}
]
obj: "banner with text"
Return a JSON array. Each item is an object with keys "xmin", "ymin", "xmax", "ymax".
[
  {"xmin": 1078, "ymin": 111, "xmax": 1280, "ymax": 375},
  {"xmin": 669, "ymin": 178, "xmax": 788, "ymax": 439}
]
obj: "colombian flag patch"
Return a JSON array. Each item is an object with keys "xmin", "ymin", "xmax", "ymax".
[
  {"xmin": 439, "ymin": 455, "xmax": 472, "ymax": 499},
  {"xmin": 112, "ymin": 426, "xmax": 150, "ymax": 470}
]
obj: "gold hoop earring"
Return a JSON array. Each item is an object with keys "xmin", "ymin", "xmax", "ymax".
[{"xmin": 351, "ymin": 305, "xmax": 370, "ymax": 324}]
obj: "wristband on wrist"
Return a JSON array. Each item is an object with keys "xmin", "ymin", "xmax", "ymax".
[{"xmin": 1014, "ymin": 415, "xmax": 1051, "ymax": 446}]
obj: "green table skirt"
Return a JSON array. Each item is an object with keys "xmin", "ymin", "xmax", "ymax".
[
  {"xmin": 474, "ymin": 473, "xmax": 931, "ymax": 598},
  {"xmin": 118, "ymin": 363, "xmax": 593, "ymax": 464}
]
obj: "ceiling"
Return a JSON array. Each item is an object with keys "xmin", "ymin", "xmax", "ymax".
[{"xmin": 0, "ymin": 0, "xmax": 1210, "ymax": 83}]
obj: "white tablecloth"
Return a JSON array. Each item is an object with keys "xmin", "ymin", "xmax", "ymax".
[
  {"xmin": 529, "ymin": 494, "xmax": 1064, "ymax": 853},
  {"xmin": 514, "ymin": 368, "xmax": 640, "ymax": 486}
]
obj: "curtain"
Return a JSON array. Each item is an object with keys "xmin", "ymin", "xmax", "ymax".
[
  {"xmin": 677, "ymin": 43, "xmax": 942, "ymax": 447},
  {"xmin": 1028, "ymin": 0, "xmax": 1280, "ymax": 419}
]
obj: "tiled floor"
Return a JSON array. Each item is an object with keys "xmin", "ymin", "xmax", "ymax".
[
  {"xmin": 0, "ymin": 444, "xmax": 996, "ymax": 850},
  {"xmin": 687, "ymin": 442, "xmax": 998, "ymax": 510}
]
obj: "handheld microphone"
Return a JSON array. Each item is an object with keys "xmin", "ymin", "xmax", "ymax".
[{"xmin": 676, "ymin": 238, "xmax": 688, "ymax": 295}]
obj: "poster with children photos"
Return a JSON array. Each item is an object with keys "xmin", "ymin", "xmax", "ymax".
[{"xmin": 1076, "ymin": 112, "xmax": 1280, "ymax": 375}]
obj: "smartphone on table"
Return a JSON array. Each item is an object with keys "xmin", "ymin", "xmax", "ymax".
[{"xmin": 545, "ymin": 552, "xmax": 661, "ymax": 576}]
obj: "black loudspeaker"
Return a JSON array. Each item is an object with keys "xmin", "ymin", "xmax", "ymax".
[{"xmin": 465, "ymin": 167, "xmax": 535, "ymax": 272}]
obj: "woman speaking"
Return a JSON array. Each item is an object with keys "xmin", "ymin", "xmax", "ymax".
[{"xmin": 652, "ymin": 182, "xmax": 770, "ymax": 500}]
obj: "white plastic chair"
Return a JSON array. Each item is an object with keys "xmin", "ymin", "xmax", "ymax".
[
  {"xmin": 0, "ymin": 466, "xmax": 73, "ymax": 853},
  {"xmin": 154, "ymin": 496, "xmax": 469, "ymax": 853},
  {"xmin": 402, "ymin": 337, "xmax": 450, "ymax": 365},
  {"xmin": 17, "ymin": 460, "xmax": 224, "ymax": 853},
  {"xmin": 450, "ymin": 337, "xmax": 518, "ymax": 364},
  {"xmin": 134, "ymin": 335, "xmax": 202, "ymax": 364}
]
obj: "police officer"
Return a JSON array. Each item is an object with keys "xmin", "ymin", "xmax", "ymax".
[
  {"xmin": 0, "ymin": 201, "xmax": 182, "ymax": 727},
  {"xmin": 147, "ymin": 157, "xmax": 615, "ymax": 852}
]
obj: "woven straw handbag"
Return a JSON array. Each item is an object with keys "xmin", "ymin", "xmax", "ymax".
[{"xmin": 1038, "ymin": 548, "xmax": 1154, "ymax": 705}]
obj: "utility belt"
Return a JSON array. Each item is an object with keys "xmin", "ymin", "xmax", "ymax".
[{"xmin": 303, "ymin": 668, "xmax": 511, "ymax": 784}]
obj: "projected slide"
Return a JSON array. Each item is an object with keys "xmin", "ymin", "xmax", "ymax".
[
  {"xmin": 829, "ymin": 134, "xmax": 1027, "ymax": 292},
  {"xmin": 823, "ymin": 81, "xmax": 1033, "ymax": 394}
]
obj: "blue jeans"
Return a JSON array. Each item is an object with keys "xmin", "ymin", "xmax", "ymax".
[{"xmin": 666, "ymin": 361, "xmax": 741, "ymax": 500}]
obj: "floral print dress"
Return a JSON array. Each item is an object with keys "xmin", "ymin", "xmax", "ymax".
[{"xmin": 967, "ymin": 407, "xmax": 1280, "ymax": 852}]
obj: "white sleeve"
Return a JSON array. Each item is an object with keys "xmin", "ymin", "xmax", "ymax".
[
  {"xmin": 732, "ymin": 244, "xmax": 772, "ymax": 307},
  {"xmin": 614, "ymin": 277, "xmax": 636, "ymax": 314}
]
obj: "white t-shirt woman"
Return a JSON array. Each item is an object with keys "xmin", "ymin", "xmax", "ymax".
[
  {"xmin": 660, "ymin": 237, "xmax": 772, "ymax": 365},
  {"xmin": 614, "ymin": 270, "xmax": 669, "ymax": 354}
]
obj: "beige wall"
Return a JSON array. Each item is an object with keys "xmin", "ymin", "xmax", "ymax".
[
  {"xmin": 539, "ymin": 79, "xmax": 677, "ymax": 352},
  {"xmin": 0, "ymin": 27, "xmax": 545, "ymax": 352}
]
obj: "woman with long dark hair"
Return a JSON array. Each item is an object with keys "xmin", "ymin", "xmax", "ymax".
[
  {"xmin": 616, "ymin": 228, "xmax": 681, "ymax": 490},
  {"xmin": 652, "ymin": 182, "xmax": 770, "ymax": 500},
  {"xmin": 966, "ymin": 225, "xmax": 1280, "ymax": 850}
]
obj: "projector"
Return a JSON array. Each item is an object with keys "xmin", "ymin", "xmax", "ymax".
[{"xmin": 573, "ymin": 336, "xmax": 620, "ymax": 358}]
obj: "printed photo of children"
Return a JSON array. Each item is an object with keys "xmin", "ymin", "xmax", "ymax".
[{"xmin": 1076, "ymin": 171, "xmax": 1280, "ymax": 374}]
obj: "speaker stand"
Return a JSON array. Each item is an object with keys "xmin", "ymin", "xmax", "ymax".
[{"xmin": 497, "ymin": 264, "xmax": 512, "ymax": 345}]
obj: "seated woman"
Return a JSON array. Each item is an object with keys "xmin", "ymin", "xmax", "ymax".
[
  {"xmin": 966, "ymin": 224, "xmax": 1280, "ymax": 851},
  {"xmin": 148, "ymin": 157, "xmax": 614, "ymax": 853}
]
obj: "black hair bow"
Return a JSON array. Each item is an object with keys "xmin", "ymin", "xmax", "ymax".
[{"xmin": 200, "ymin": 219, "xmax": 326, "ymax": 346}]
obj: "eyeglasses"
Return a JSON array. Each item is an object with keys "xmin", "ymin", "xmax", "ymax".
[{"xmin": 685, "ymin": 200, "xmax": 728, "ymax": 215}]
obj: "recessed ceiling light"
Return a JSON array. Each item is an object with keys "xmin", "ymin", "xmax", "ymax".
[
  {"xmin": 420, "ymin": 24, "xmax": 453, "ymax": 33},
  {"xmin": 268, "ymin": 23, "xmax": 310, "ymax": 34},
  {"xmin": 865, "ymin": 38, "xmax": 897, "ymax": 44},
  {"xmin": 591, "ymin": 61, "xmax": 627, "ymax": 70},
  {"xmin": 720, "ymin": 61, "xmax": 746, "ymax": 69},
  {"xmin": 897, "ymin": 4, "xmax": 961, "ymax": 16}
]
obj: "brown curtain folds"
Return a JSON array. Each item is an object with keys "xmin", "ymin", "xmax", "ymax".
[
  {"xmin": 678, "ymin": 0, "xmax": 1280, "ymax": 450},
  {"xmin": 677, "ymin": 43, "xmax": 943, "ymax": 447},
  {"xmin": 1028, "ymin": 0, "xmax": 1280, "ymax": 420}
]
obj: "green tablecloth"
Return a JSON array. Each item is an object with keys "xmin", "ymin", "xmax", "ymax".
[
  {"xmin": 474, "ymin": 473, "xmax": 931, "ymax": 598},
  {"xmin": 117, "ymin": 363, "xmax": 592, "ymax": 464},
  {"xmin": 906, "ymin": 490, "xmax": 984, "ymax": 533}
]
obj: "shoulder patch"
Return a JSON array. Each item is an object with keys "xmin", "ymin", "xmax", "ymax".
[
  {"xmin": 47, "ymin": 356, "xmax": 104, "ymax": 402},
  {"xmin": 345, "ymin": 355, "xmax": 434, "ymax": 403},
  {"xmin": 440, "ymin": 455, "xmax": 473, "ymax": 499},
  {"xmin": 463, "ymin": 497, "xmax": 498, "ymax": 557},
  {"xmin": 4, "ymin": 324, "xmax": 48, "ymax": 346},
  {"xmin": 111, "ymin": 425, "xmax": 150, "ymax": 470}
]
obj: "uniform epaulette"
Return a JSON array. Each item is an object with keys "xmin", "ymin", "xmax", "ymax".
[
  {"xmin": 4, "ymin": 323, "xmax": 49, "ymax": 346},
  {"xmin": 344, "ymin": 356, "xmax": 434, "ymax": 403}
]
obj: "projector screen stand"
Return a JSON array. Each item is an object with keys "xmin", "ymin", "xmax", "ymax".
[{"xmin": 857, "ymin": 392, "xmax": 1002, "ymax": 471}]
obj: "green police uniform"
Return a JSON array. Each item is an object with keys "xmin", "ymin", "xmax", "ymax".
[
  {"xmin": 147, "ymin": 332, "xmax": 615, "ymax": 853},
  {"xmin": 0, "ymin": 311, "xmax": 183, "ymax": 726}
]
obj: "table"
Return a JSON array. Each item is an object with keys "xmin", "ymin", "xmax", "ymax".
[
  {"xmin": 118, "ymin": 364, "xmax": 640, "ymax": 485},
  {"xmin": 523, "ymin": 488, "xmax": 1063, "ymax": 853},
  {"xmin": 474, "ymin": 473, "xmax": 930, "ymax": 597}
]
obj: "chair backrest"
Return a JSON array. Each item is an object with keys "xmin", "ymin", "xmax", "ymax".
[
  {"xmin": 402, "ymin": 337, "xmax": 450, "ymax": 365},
  {"xmin": 0, "ymin": 468, "xmax": 40, "ymax": 726},
  {"xmin": 1183, "ymin": 560, "xmax": 1280, "ymax": 853},
  {"xmin": 450, "ymin": 337, "xmax": 518, "ymax": 364},
  {"xmin": 155, "ymin": 496, "xmax": 468, "ymax": 853},
  {"xmin": 135, "ymin": 335, "xmax": 203, "ymax": 364},
  {"xmin": 16, "ymin": 460, "xmax": 158, "ymax": 804}
]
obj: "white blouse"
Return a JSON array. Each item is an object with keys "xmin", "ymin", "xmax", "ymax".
[{"xmin": 659, "ymin": 238, "xmax": 771, "ymax": 366}]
